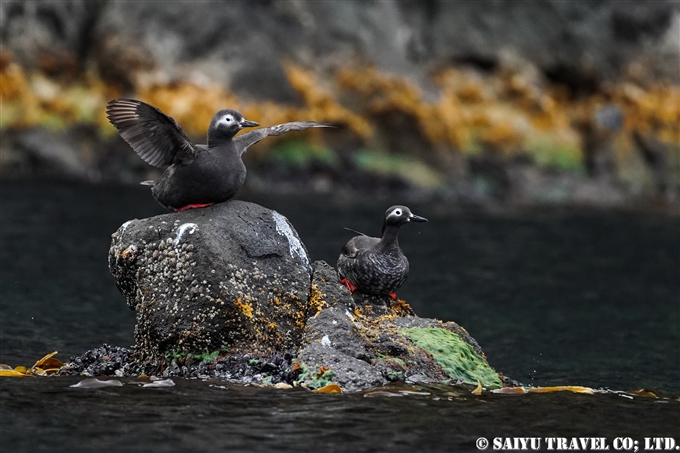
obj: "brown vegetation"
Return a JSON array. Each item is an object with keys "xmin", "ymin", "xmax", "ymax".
[{"xmin": 1, "ymin": 50, "xmax": 678, "ymax": 181}]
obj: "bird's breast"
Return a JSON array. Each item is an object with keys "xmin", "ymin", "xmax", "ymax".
[{"xmin": 366, "ymin": 251, "xmax": 408, "ymax": 275}]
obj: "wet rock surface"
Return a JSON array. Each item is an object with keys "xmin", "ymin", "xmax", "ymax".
[
  {"xmin": 108, "ymin": 200, "xmax": 311, "ymax": 364},
  {"xmin": 58, "ymin": 344, "xmax": 133, "ymax": 377},
  {"xmin": 59, "ymin": 345, "xmax": 301, "ymax": 387}
]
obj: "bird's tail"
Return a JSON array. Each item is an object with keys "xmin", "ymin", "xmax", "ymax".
[{"xmin": 140, "ymin": 180, "xmax": 155, "ymax": 187}]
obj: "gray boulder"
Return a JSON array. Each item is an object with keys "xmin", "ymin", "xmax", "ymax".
[
  {"xmin": 108, "ymin": 200, "xmax": 312, "ymax": 363},
  {"xmin": 297, "ymin": 261, "xmax": 502, "ymax": 392}
]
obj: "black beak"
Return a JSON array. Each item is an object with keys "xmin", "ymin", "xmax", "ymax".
[
  {"xmin": 240, "ymin": 120, "xmax": 259, "ymax": 128},
  {"xmin": 409, "ymin": 214, "xmax": 428, "ymax": 222}
]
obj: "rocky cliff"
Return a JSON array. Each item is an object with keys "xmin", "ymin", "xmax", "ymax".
[{"xmin": 2, "ymin": 1, "xmax": 678, "ymax": 206}]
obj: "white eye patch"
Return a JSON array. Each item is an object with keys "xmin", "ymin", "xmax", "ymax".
[
  {"xmin": 387, "ymin": 208, "xmax": 404, "ymax": 220},
  {"xmin": 218, "ymin": 115, "xmax": 235, "ymax": 128}
]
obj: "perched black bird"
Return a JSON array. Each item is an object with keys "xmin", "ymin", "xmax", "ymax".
[
  {"xmin": 106, "ymin": 98, "xmax": 331, "ymax": 211},
  {"xmin": 337, "ymin": 205, "xmax": 427, "ymax": 299}
]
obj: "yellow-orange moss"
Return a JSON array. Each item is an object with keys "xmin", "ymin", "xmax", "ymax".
[
  {"xmin": 307, "ymin": 284, "xmax": 328, "ymax": 316},
  {"xmin": 234, "ymin": 297, "xmax": 253, "ymax": 319},
  {"xmin": 0, "ymin": 52, "xmax": 117, "ymax": 131},
  {"xmin": 389, "ymin": 299, "xmax": 414, "ymax": 317},
  {"xmin": 337, "ymin": 66, "xmax": 444, "ymax": 145},
  {"xmin": 284, "ymin": 63, "xmax": 373, "ymax": 139},
  {"xmin": 2, "ymin": 49, "xmax": 678, "ymax": 175}
]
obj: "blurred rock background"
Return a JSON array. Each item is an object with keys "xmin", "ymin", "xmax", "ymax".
[{"xmin": 1, "ymin": 0, "xmax": 678, "ymax": 207}]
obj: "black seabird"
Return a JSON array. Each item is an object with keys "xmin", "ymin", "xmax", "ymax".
[
  {"xmin": 106, "ymin": 98, "xmax": 331, "ymax": 211},
  {"xmin": 337, "ymin": 205, "xmax": 427, "ymax": 299}
]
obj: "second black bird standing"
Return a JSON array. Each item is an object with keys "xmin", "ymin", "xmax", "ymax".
[
  {"xmin": 337, "ymin": 205, "xmax": 428, "ymax": 299},
  {"xmin": 106, "ymin": 98, "xmax": 331, "ymax": 211}
]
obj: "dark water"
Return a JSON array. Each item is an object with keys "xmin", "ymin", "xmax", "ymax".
[{"xmin": 1, "ymin": 181, "xmax": 679, "ymax": 451}]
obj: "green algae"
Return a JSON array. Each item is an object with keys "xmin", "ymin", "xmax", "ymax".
[
  {"xmin": 163, "ymin": 349, "xmax": 224, "ymax": 366},
  {"xmin": 401, "ymin": 327, "xmax": 503, "ymax": 389},
  {"xmin": 294, "ymin": 362, "xmax": 336, "ymax": 390}
]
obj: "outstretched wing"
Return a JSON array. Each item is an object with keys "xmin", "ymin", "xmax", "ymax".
[
  {"xmin": 106, "ymin": 99, "xmax": 197, "ymax": 167},
  {"xmin": 233, "ymin": 121, "xmax": 334, "ymax": 155}
]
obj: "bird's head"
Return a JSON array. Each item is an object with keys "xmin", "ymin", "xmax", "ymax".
[
  {"xmin": 208, "ymin": 109, "xmax": 259, "ymax": 144},
  {"xmin": 383, "ymin": 205, "xmax": 428, "ymax": 227}
]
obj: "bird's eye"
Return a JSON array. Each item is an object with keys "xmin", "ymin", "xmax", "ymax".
[
  {"xmin": 395, "ymin": 209, "xmax": 402, "ymax": 216},
  {"xmin": 226, "ymin": 116, "xmax": 232, "ymax": 122}
]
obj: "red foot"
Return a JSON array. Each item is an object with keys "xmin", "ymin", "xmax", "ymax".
[
  {"xmin": 339, "ymin": 278, "xmax": 357, "ymax": 293},
  {"xmin": 174, "ymin": 203, "xmax": 214, "ymax": 212},
  {"xmin": 388, "ymin": 292, "xmax": 398, "ymax": 300}
]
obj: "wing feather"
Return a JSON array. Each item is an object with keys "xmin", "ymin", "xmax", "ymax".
[
  {"xmin": 233, "ymin": 121, "xmax": 334, "ymax": 155},
  {"xmin": 341, "ymin": 235, "xmax": 379, "ymax": 259},
  {"xmin": 106, "ymin": 99, "xmax": 197, "ymax": 167}
]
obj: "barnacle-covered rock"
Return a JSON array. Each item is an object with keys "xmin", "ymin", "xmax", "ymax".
[
  {"xmin": 107, "ymin": 206, "xmax": 503, "ymax": 391},
  {"xmin": 108, "ymin": 200, "xmax": 311, "ymax": 364}
]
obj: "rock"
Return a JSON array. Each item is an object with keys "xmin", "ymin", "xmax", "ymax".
[
  {"xmin": 105, "ymin": 207, "xmax": 502, "ymax": 391},
  {"xmin": 4, "ymin": 1, "xmax": 677, "ymax": 91},
  {"xmin": 108, "ymin": 200, "xmax": 312, "ymax": 364},
  {"xmin": 58, "ymin": 344, "xmax": 133, "ymax": 377},
  {"xmin": 1, "ymin": 0, "xmax": 102, "ymax": 71},
  {"xmin": 296, "ymin": 261, "xmax": 502, "ymax": 392},
  {"xmin": 90, "ymin": 1, "xmax": 679, "ymax": 90}
]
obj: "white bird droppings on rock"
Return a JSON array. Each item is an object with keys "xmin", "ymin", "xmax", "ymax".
[
  {"xmin": 272, "ymin": 211, "xmax": 309, "ymax": 268},
  {"xmin": 120, "ymin": 220, "xmax": 134, "ymax": 234},
  {"xmin": 321, "ymin": 335, "xmax": 331, "ymax": 347},
  {"xmin": 174, "ymin": 223, "xmax": 198, "ymax": 258}
]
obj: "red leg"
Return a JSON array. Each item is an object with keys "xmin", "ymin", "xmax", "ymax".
[
  {"xmin": 339, "ymin": 278, "xmax": 357, "ymax": 293},
  {"xmin": 388, "ymin": 292, "xmax": 398, "ymax": 300},
  {"xmin": 174, "ymin": 203, "xmax": 214, "ymax": 212}
]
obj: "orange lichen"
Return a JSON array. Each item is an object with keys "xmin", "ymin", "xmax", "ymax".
[
  {"xmin": 307, "ymin": 284, "xmax": 328, "ymax": 316},
  {"xmin": 389, "ymin": 298, "xmax": 414, "ymax": 317},
  {"xmin": 234, "ymin": 297, "xmax": 253, "ymax": 319}
]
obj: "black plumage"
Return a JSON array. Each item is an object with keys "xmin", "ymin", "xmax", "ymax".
[
  {"xmin": 106, "ymin": 98, "xmax": 331, "ymax": 211},
  {"xmin": 337, "ymin": 205, "xmax": 427, "ymax": 297}
]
